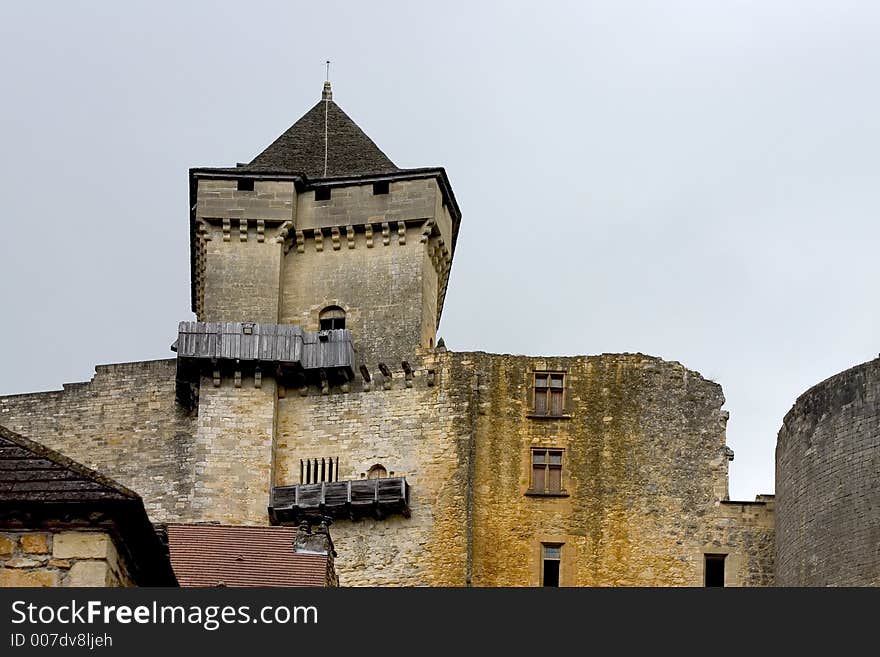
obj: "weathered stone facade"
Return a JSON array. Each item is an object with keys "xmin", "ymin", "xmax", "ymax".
[
  {"xmin": 775, "ymin": 358, "xmax": 880, "ymax": 586},
  {"xmin": 0, "ymin": 348, "xmax": 776, "ymax": 586},
  {"xmin": 0, "ymin": 531, "xmax": 133, "ymax": 587}
]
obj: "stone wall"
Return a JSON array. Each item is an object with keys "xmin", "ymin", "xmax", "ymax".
[
  {"xmin": 711, "ymin": 497, "xmax": 775, "ymax": 586},
  {"xmin": 280, "ymin": 224, "xmax": 432, "ymax": 369},
  {"xmin": 274, "ymin": 352, "xmax": 475, "ymax": 586},
  {"xmin": 467, "ymin": 352, "xmax": 773, "ymax": 586},
  {"xmin": 272, "ymin": 350, "xmax": 774, "ymax": 586},
  {"xmin": 0, "ymin": 352, "xmax": 776, "ymax": 587},
  {"xmin": 192, "ymin": 375, "xmax": 277, "ymax": 525},
  {"xmin": 296, "ymin": 179, "xmax": 441, "ymax": 234},
  {"xmin": 0, "ymin": 360, "xmax": 196, "ymax": 523},
  {"xmin": 775, "ymin": 357, "xmax": 880, "ymax": 586},
  {"xmin": 0, "ymin": 531, "xmax": 133, "ymax": 587},
  {"xmin": 197, "ymin": 179, "xmax": 293, "ymax": 323}
]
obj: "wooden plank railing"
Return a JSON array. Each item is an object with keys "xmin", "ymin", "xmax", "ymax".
[{"xmin": 269, "ymin": 477, "xmax": 410, "ymax": 523}]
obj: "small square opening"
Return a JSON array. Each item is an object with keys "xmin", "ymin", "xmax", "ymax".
[
  {"xmin": 237, "ymin": 179, "xmax": 254, "ymax": 192},
  {"xmin": 372, "ymin": 181, "xmax": 389, "ymax": 195},
  {"xmin": 315, "ymin": 187, "xmax": 331, "ymax": 201}
]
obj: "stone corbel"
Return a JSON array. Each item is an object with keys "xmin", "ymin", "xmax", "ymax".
[{"xmin": 378, "ymin": 363, "xmax": 392, "ymax": 390}]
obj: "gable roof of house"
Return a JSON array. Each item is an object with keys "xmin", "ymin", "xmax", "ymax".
[{"xmin": 0, "ymin": 424, "xmax": 177, "ymax": 586}]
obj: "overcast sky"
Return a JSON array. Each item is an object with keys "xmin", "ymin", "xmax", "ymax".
[{"xmin": 1, "ymin": 1, "xmax": 878, "ymax": 500}]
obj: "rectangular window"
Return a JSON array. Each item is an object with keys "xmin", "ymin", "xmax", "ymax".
[
  {"xmin": 372, "ymin": 181, "xmax": 389, "ymax": 195},
  {"xmin": 236, "ymin": 178, "xmax": 254, "ymax": 191},
  {"xmin": 315, "ymin": 187, "xmax": 331, "ymax": 201},
  {"xmin": 534, "ymin": 372, "xmax": 565, "ymax": 416},
  {"xmin": 531, "ymin": 448, "xmax": 564, "ymax": 494},
  {"xmin": 704, "ymin": 554, "xmax": 726, "ymax": 587},
  {"xmin": 542, "ymin": 544, "xmax": 562, "ymax": 587}
]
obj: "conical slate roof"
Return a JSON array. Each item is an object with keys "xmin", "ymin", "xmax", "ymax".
[{"xmin": 247, "ymin": 83, "xmax": 399, "ymax": 178}]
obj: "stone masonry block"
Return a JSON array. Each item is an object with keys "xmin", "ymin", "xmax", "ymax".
[
  {"xmin": 0, "ymin": 568, "xmax": 60, "ymax": 587},
  {"xmin": 53, "ymin": 532, "xmax": 111, "ymax": 560},
  {"xmin": 20, "ymin": 533, "xmax": 51, "ymax": 554},
  {"xmin": 0, "ymin": 534, "xmax": 17, "ymax": 556},
  {"xmin": 67, "ymin": 561, "xmax": 110, "ymax": 587}
]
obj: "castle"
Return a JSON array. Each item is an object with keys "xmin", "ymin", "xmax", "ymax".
[{"xmin": 1, "ymin": 83, "xmax": 877, "ymax": 587}]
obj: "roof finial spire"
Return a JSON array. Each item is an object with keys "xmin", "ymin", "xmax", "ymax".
[
  {"xmin": 322, "ymin": 60, "xmax": 332, "ymax": 101},
  {"xmin": 322, "ymin": 60, "xmax": 331, "ymax": 177}
]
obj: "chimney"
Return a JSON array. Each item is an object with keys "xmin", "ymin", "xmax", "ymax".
[{"xmin": 293, "ymin": 517, "xmax": 336, "ymax": 557}]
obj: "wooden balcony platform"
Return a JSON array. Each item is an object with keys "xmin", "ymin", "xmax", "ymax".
[{"xmin": 269, "ymin": 477, "xmax": 410, "ymax": 523}]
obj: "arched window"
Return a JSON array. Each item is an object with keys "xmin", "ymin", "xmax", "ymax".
[
  {"xmin": 319, "ymin": 306, "xmax": 346, "ymax": 330},
  {"xmin": 367, "ymin": 464, "xmax": 387, "ymax": 479}
]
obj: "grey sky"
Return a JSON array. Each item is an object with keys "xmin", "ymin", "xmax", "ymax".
[{"xmin": 1, "ymin": 1, "xmax": 877, "ymax": 500}]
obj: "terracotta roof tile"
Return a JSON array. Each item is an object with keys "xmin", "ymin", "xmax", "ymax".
[{"xmin": 166, "ymin": 524, "xmax": 330, "ymax": 587}]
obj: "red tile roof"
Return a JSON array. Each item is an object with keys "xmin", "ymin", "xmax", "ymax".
[{"xmin": 166, "ymin": 524, "xmax": 330, "ymax": 587}]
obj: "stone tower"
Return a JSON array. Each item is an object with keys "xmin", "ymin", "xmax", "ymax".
[
  {"xmin": 189, "ymin": 81, "xmax": 459, "ymax": 366},
  {"xmin": 177, "ymin": 83, "xmax": 461, "ymax": 527}
]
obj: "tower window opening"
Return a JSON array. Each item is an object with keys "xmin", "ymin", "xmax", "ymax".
[
  {"xmin": 367, "ymin": 464, "xmax": 387, "ymax": 479},
  {"xmin": 372, "ymin": 181, "xmax": 389, "ymax": 195},
  {"xmin": 704, "ymin": 554, "xmax": 726, "ymax": 587},
  {"xmin": 319, "ymin": 306, "xmax": 346, "ymax": 331},
  {"xmin": 315, "ymin": 187, "xmax": 331, "ymax": 201},
  {"xmin": 237, "ymin": 179, "xmax": 254, "ymax": 191},
  {"xmin": 542, "ymin": 544, "xmax": 562, "ymax": 587}
]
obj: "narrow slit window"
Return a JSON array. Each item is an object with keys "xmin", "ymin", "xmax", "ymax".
[{"xmin": 704, "ymin": 554, "xmax": 726, "ymax": 587}]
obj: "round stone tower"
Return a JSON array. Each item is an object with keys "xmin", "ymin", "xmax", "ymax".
[{"xmin": 775, "ymin": 357, "xmax": 880, "ymax": 586}]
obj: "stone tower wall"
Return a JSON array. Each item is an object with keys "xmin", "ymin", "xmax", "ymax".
[{"xmin": 775, "ymin": 358, "xmax": 880, "ymax": 586}]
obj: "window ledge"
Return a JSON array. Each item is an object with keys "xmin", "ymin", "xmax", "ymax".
[
  {"xmin": 525, "ymin": 490, "xmax": 570, "ymax": 498},
  {"xmin": 526, "ymin": 413, "xmax": 572, "ymax": 420}
]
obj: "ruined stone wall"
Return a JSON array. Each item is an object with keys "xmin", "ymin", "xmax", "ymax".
[
  {"xmin": 0, "ymin": 360, "xmax": 196, "ymax": 523},
  {"xmin": 467, "ymin": 352, "xmax": 773, "ymax": 586},
  {"xmin": 0, "ymin": 531, "xmax": 133, "ymax": 587},
  {"xmin": 273, "ymin": 352, "xmax": 475, "ymax": 586},
  {"xmin": 776, "ymin": 358, "xmax": 880, "ymax": 586}
]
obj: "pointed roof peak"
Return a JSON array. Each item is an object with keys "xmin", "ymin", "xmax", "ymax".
[{"xmin": 246, "ymin": 88, "xmax": 398, "ymax": 179}]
